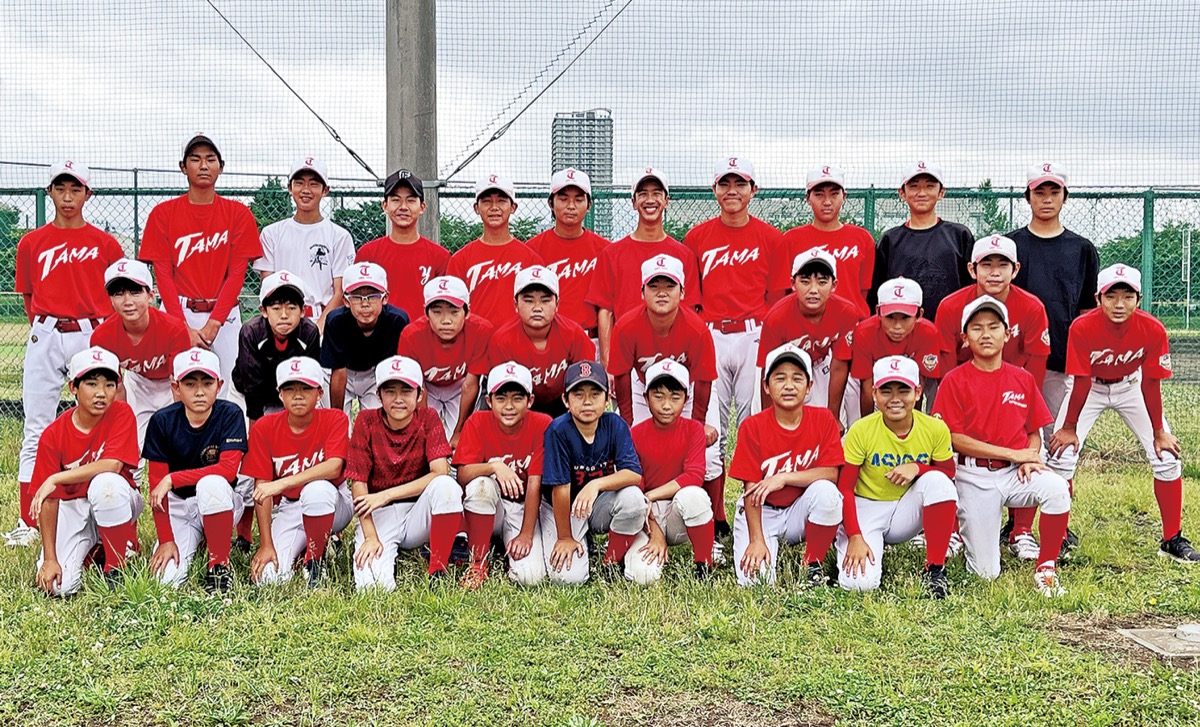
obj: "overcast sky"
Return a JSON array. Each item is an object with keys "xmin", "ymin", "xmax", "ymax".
[{"xmin": 2, "ymin": 0, "xmax": 1199, "ymax": 195}]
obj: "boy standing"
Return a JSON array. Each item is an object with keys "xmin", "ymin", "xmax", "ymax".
[
  {"xmin": 448, "ymin": 174, "xmax": 544, "ymax": 328},
  {"xmin": 346, "ymin": 356, "xmax": 464, "ymax": 590},
  {"xmin": 933, "ymin": 297, "xmax": 1072, "ymax": 596},
  {"xmin": 255, "ymin": 157, "xmax": 355, "ymax": 332},
  {"xmin": 244, "ymin": 357, "xmax": 353, "ymax": 587},
  {"xmin": 730, "ymin": 344, "xmax": 844, "ymax": 587},
  {"xmin": 850, "ymin": 278, "xmax": 942, "ymax": 417},
  {"xmin": 541, "ymin": 361, "xmax": 646, "ymax": 584},
  {"xmin": 30, "ymin": 347, "xmax": 141, "ymax": 595},
  {"xmin": 10, "ymin": 160, "xmax": 124, "ymax": 546}
]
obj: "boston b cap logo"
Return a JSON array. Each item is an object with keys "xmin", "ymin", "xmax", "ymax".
[{"xmin": 580, "ymin": 362, "xmax": 593, "ymax": 377}]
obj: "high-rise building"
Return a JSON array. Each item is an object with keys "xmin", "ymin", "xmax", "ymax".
[{"xmin": 551, "ymin": 108, "xmax": 613, "ymax": 236}]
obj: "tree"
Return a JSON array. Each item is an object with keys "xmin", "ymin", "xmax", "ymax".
[
  {"xmin": 332, "ymin": 201, "xmax": 386, "ymax": 248},
  {"xmin": 1097, "ymin": 221, "xmax": 1200, "ymax": 321},
  {"xmin": 248, "ymin": 177, "xmax": 292, "ymax": 231},
  {"xmin": 0, "ymin": 203, "xmax": 28, "ymax": 290},
  {"xmin": 973, "ymin": 179, "xmax": 1011, "ymax": 235}
]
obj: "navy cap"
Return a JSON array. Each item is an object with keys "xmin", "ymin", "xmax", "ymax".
[
  {"xmin": 383, "ymin": 169, "xmax": 425, "ymax": 201},
  {"xmin": 564, "ymin": 360, "xmax": 608, "ymax": 394}
]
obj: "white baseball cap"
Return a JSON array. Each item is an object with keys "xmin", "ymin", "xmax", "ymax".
[
  {"xmin": 260, "ymin": 270, "xmax": 308, "ymax": 305},
  {"xmin": 971, "ymin": 234, "xmax": 1019, "ymax": 264},
  {"xmin": 1098, "ymin": 264, "xmax": 1142, "ymax": 294},
  {"xmin": 69, "ymin": 346, "xmax": 120, "ymax": 382},
  {"xmin": 1027, "ymin": 162, "xmax": 1068, "ymax": 190},
  {"xmin": 806, "ymin": 164, "xmax": 846, "ymax": 191},
  {"xmin": 873, "ymin": 355, "xmax": 921, "ymax": 390},
  {"xmin": 375, "ymin": 355, "xmax": 423, "ymax": 390},
  {"xmin": 181, "ymin": 132, "xmax": 222, "ymax": 162},
  {"xmin": 475, "ymin": 173, "xmax": 516, "ymax": 202},
  {"xmin": 961, "ymin": 295, "xmax": 1009, "ymax": 332},
  {"xmin": 877, "ymin": 277, "xmax": 922, "ymax": 317},
  {"xmin": 487, "ymin": 361, "xmax": 534, "ymax": 395},
  {"xmin": 343, "ymin": 262, "xmax": 389, "ymax": 294},
  {"xmin": 641, "ymin": 254, "xmax": 685, "ymax": 287},
  {"xmin": 48, "ymin": 159, "xmax": 91, "ymax": 188},
  {"xmin": 173, "ymin": 348, "xmax": 221, "ymax": 380},
  {"xmin": 633, "ymin": 167, "xmax": 669, "ymax": 197},
  {"xmin": 763, "ymin": 343, "xmax": 813, "ymax": 379},
  {"xmin": 791, "ymin": 248, "xmax": 838, "ymax": 278},
  {"xmin": 900, "ymin": 160, "xmax": 944, "ymax": 187},
  {"xmin": 550, "ymin": 167, "xmax": 591, "ymax": 196},
  {"xmin": 644, "ymin": 358, "xmax": 690, "ymax": 390},
  {"xmin": 514, "ymin": 265, "xmax": 560, "ymax": 297},
  {"xmin": 104, "ymin": 259, "xmax": 153, "ymax": 290},
  {"xmin": 423, "ymin": 275, "xmax": 470, "ymax": 308},
  {"xmin": 276, "ymin": 356, "xmax": 324, "ymax": 389},
  {"xmin": 713, "ymin": 156, "xmax": 756, "ymax": 184},
  {"xmin": 290, "ymin": 156, "xmax": 329, "ymax": 186}
]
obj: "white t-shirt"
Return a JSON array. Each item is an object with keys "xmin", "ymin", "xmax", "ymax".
[{"xmin": 255, "ymin": 217, "xmax": 356, "ymax": 317}]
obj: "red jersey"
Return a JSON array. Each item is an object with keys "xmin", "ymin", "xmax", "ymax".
[
  {"xmin": 757, "ymin": 294, "xmax": 858, "ymax": 367},
  {"xmin": 486, "ymin": 316, "xmax": 593, "ymax": 406},
  {"xmin": 586, "ymin": 235, "xmax": 701, "ymax": 320},
  {"xmin": 527, "ymin": 228, "xmax": 610, "ymax": 332},
  {"xmin": 397, "ymin": 315, "xmax": 494, "ymax": 387},
  {"xmin": 782, "ymin": 223, "xmax": 876, "ymax": 318},
  {"xmin": 631, "ymin": 416, "xmax": 706, "ymax": 492},
  {"xmin": 933, "ymin": 362, "xmax": 1052, "ymax": 451},
  {"xmin": 138, "ymin": 194, "xmax": 262, "ymax": 321},
  {"xmin": 1065, "ymin": 308, "xmax": 1173, "ymax": 381},
  {"xmin": 684, "ymin": 216, "xmax": 790, "ymax": 322},
  {"xmin": 343, "ymin": 407, "xmax": 451, "ymax": 497},
  {"xmin": 447, "ymin": 238, "xmax": 544, "ymax": 328},
  {"xmin": 242, "ymin": 408, "xmax": 349, "ymax": 499},
  {"xmin": 15, "ymin": 223, "xmax": 124, "ymax": 319},
  {"xmin": 355, "ymin": 235, "xmax": 450, "ymax": 321},
  {"xmin": 31, "ymin": 401, "xmax": 139, "ymax": 501},
  {"xmin": 850, "ymin": 315, "xmax": 943, "ymax": 380},
  {"xmin": 454, "ymin": 410, "xmax": 552, "ymax": 502},
  {"xmin": 609, "ymin": 307, "xmax": 718, "ymax": 384},
  {"xmin": 728, "ymin": 406, "xmax": 845, "ymax": 508},
  {"xmin": 90, "ymin": 308, "xmax": 191, "ymax": 381},
  {"xmin": 936, "ymin": 285, "xmax": 1050, "ymax": 368}
]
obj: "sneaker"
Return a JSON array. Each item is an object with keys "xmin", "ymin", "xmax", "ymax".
[
  {"xmin": 922, "ymin": 564, "xmax": 949, "ymax": 600},
  {"xmin": 3, "ymin": 521, "xmax": 39, "ymax": 548},
  {"xmin": 1033, "ymin": 566, "xmax": 1065, "ymax": 597},
  {"xmin": 232, "ymin": 536, "xmax": 252, "ymax": 555},
  {"xmin": 999, "ymin": 514, "xmax": 1014, "ymax": 546},
  {"xmin": 714, "ymin": 520, "xmax": 732, "ymax": 539},
  {"xmin": 908, "ymin": 532, "xmax": 927, "ymax": 549},
  {"xmin": 1008, "ymin": 532, "xmax": 1040, "ymax": 561},
  {"xmin": 1059, "ymin": 528, "xmax": 1080, "ymax": 561},
  {"xmin": 711, "ymin": 540, "xmax": 727, "ymax": 566},
  {"xmin": 1159, "ymin": 532, "xmax": 1200, "ymax": 563},
  {"xmin": 799, "ymin": 561, "xmax": 828, "ymax": 590},
  {"xmin": 693, "ymin": 561, "xmax": 713, "ymax": 580},
  {"xmin": 449, "ymin": 535, "xmax": 470, "ymax": 566},
  {"xmin": 304, "ymin": 557, "xmax": 327, "ymax": 589},
  {"xmin": 205, "ymin": 564, "xmax": 234, "ymax": 595},
  {"xmin": 102, "ymin": 568, "xmax": 124, "ymax": 591},
  {"xmin": 947, "ymin": 532, "xmax": 964, "ymax": 558},
  {"xmin": 459, "ymin": 561, "xmax": 488, "ymax": 591}
]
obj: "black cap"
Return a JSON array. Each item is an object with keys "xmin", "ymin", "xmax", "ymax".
[
  {"xmin": 564, "ymin": 360, "xmax": 609, "ymax": 394},
  {"xmin": 383, "ymin": 169, "xmax": 424, "ymax": 201}
]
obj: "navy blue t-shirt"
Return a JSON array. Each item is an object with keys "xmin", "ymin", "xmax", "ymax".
[
  {"xmin": 541, "ymin": 411, "xmax": 642, "ymax": 503},
  {"xmin": 142, "ymin": 400, "xmax": 248, "ymax": 499},
  {"xmin": 319, "ymin": 304, "xmax": 409, "ymax": 373}
]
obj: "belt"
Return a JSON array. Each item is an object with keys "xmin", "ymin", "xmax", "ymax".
[
  {"xmin": 34, "ymin": 315, "xmax": 103, "ymax": 333},
  {"xmin": 957, "ymin": 454, "xmax": 1012, "ymax": 471},
  {"xmin": 184, "ymin": 298, "xmax": 217, "ymax": 313},
  {"xmin": 708, "ymin": 317, "xmax": 761, "ymax": 335},
  {"xmin": 583, "ymin": 326, "xmax": 599, "ymax": 339},
  {"xmin": 1094, "ymin": 376, "xmax": 1124, "ymax": 385}
]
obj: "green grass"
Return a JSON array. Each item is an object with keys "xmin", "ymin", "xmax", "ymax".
[{"xmin": 1, "ymin": 417, "xmax": 1199, "ymax": 726}]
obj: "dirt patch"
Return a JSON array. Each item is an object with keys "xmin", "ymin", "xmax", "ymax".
[
  {"xmin": 598, "ymin": 689, "xmax": 836, "ymax": 727},
  {"xmin": 1050, "ymin": 612, "xmax": 1200, "ymax": 669}
]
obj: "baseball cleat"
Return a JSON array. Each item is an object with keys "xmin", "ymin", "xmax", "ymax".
[
  {"xmin": 304, "ymin": 557, "xmax": 327, "ymax": 589},
  {"xmin": 799, "ymin": 561, "xmax": 828, "ymax": 590},
  {"xmin": 102, "ymin": 568, "xmax": 124, "ymax": 591},
  {"xmin": 449, "ymin": 535, "xmax": 471, "ymax": 566},
  {"xmin": 232, "ymin": 536, "xmax": 252, "ymax": 555},
  {"xmin": 1159, "ymin": 532, "xmax": 1200, "ymax": 563},
  {"xmin": 947, "ymin": 532, "xmax": 964, "ymax": 558},
  {"xmin": 714, "ymin": 520, "xmax": 732, "ymax": 540},
  {"xmin": 1059, "ymin": 528, "xmax": 1080, "ymax": 561},
  {"xmin": 3, "ymin": 521, "xmax": 40, "ymax": 548},
  {"xmin": 922, "ymin": 564, "xmax": 950, "ymax": 600},
  {"xmin": 999, "ymin": 515, "xmax": 1014, "ymax": 546},
  {"xmin": 1033, "ymin": 566, "xmax": 1066, "ymax": 597},
  {"xmin": 1008, "ymin": 532, "xmax": 1040, "ymax": 561},
  {"xmin": 908, "ymin": 532, "xmax": 927, "ymax": 549},
  {"xmin": 205, "ymin": 564, "xmax": 234, "ymax": 596},
  {"xmin": 459, "ymin": 562, "xmax": 488, "ymax": 591},
  {"xmin": 711, "ymin": 540, "xmax": 727, "ymax": 566}
]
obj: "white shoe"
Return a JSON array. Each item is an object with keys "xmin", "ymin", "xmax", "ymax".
[
  {"xmin": 1008, "ymin": 532, "xmax": 1040, "ymax": 561},
  {"xmin": 947, "ymin": 532, "xmax": 964, "ymax": 558},
  {"xmin": 1034, "ymin": 566, "xmax": 1065, "ymax": 597},
  {"xmin": 909, "ymin": 532, "xmax": 927, "ymax": 549},
  {"xmin": 711, "ymin": 540, "xmax": 726, "ymax": 566},
  {"xmin": 3, "ymin": 521, "xmax": 39, "ymax": 548}
]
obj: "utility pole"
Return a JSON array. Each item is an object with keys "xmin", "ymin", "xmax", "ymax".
[{"xmin": 386, "ymin": 0, "xmax": 439, "ymax": 241}]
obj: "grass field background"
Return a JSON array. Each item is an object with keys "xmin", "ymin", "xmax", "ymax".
[{"xmin": 1, "ymin": 399, "xmax": 1199, "ymax": 725}]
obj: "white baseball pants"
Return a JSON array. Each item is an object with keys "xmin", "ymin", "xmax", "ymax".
[
  {"xmin": 19, "ymin": 319, "xmax": 95, "ymax": 482},
  {"xmin": 256, "ymin": 480, "xmax": 353, "ymax": 585},
  {"xmin": 624, "ymin": 487, "xmax": 714, "ymax": 585},
  {"xmin": 156, "ymin": 475, "xmax": 244, "ymax": 587},
  {"xmin": 733, "ymin": 479, "xmax": 842, "ymax": 586},
  {"xmin": 462, "ymin": 475, "xmax": 546, "ymax": 586}
]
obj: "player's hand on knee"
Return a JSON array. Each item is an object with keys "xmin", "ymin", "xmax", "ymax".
[
  {"xmin": 29, "ymin": 481, "xmax": 57, "ymax": 522},
  {"xmin": 704, "ymin": 424, "xmax": 719, "ymax": 447},
  {"xmin": 494, "ymin": 463, "xmax": 523, "ymax": 499},
  {"xmin": 841, "ymin": 534, "xmax": 875, "ymax": 578},
  {"xmin": 550, "ymin": 537, "xmax": 583, "ymax": 571},
  {"xmin": 36, "ymin": 559, "xmax": 62, "ymax": 594},
  {"xmin": 1010, "ymin": 447, "xmax": 1042, "ymax": 465},
  {"xmin": 149, "ymin": 542, "xmax": 180, "ymax": 575},
  {"xmin": 639, "ymin": 532, "xmax": 668, "ymax": 565},
  {"xmin": 354, "ymin": 537, "xmax": 383, "ymax": 569},
  {"xmin": 571, "ymin": 484, "xmax": 599, "ymax": 520},
  {"xmin": 250, "ymin": 545, "xmax": 278, "ymax": 583},
  {"xmin": 254, "ymin": 480, "xmax": 284, "ymax": 505},
  {"xmin": 150, "ymin": 476, "xmax": 173, "ymax": 511},
  {"xmin": 353, "ymin": 491, "xmax": 388, "ymax": 518},
  {"xmin": 1047, "ymin": 429, "xmax": 1079, "ymax": 459},
  {"xmin": 885, "ymin": 463, "xmax": 920, "ymax": 487},
  {"xmin": 1153, "ymin": 430, "xmax": 1181, "ymax": 459},
  {"xmin": 740, "ymin": 539, "xmax": 771, "ymax": 576},
  {"xmin": 1017, "ymin": 461, "xmax": 1047, "ymax": 483},
  {"xmin": 744, "ymin": 475, "xmax": 785, "ymax": 508},
  {"xmin": 507, "ymin": 532, "xmax": 533, "ymax": 561}
]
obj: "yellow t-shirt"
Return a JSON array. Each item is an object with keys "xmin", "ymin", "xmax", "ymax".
[{"xmin": 842, "ymin": 411, "xmax": 953, "ymax": 501}]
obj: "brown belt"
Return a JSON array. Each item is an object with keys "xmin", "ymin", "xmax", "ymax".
[
  {"xmin": 1094, "ymin": 376, "xmax": 1124, "ymax": 385},
  {"xmin": 34, "ymin": 315, "xmax": 103, "ymax": 333},
  {"xmin": 709, "ymin": 317, "xmax": 761, "ymax": 335},
  {"xmin": 957, "ymin": 454, "xmax": 1012, "ymax": 471},
  {"xmin": 185, "ymin": 298, "xmax": 217, "ymax": 313}
]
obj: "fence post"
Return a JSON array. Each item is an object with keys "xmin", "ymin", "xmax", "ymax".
[
  {"xmin": 132, "ymin": 168, "xmax": 140, "ymax": 255},
  {"xmin": 35, "ymin": 188, "xmax": 46, "ymax": 227},
  {"xmin": 864, "ymin": 185, "xmax": 876, "ymax": 236},
  {"xmin": 1141, "ymin": 188, "xmax": 1155, "ymax": 312}
]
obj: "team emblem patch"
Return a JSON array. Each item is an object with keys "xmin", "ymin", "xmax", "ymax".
[
  {"xmin": 922, "ymin": 354, "xmax": 939, "ymax": 371},
  {"xmin": 1160, "ymin": 353, "xmax": 1173, "ymax": 371},
  {"xmin": 200, "ymin": 444, "xmax": 220, "ymax": 466}
]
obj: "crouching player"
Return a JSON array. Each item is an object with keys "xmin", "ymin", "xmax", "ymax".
[
  {"xmin": 347, "ymin": 355, "xmax": 464, "ymax": 590},
  {"xmin": 30, "ymin": 347, "xmax": 141, "ymax": 595},
  {"xmin": 144, "ymin": 349, "xmax": 247, "ymax": 594},
  {"xmin": 836, "ymin": 356, "xmax": 957, "ymax": 598},
  {"xmin": 934, "ymin": 297, "xmax": 1071, "ymax": 596},
  {"xmin": 457, "ymin": 362, "xmax": 553, "ymax": 588},
  {"xmin": 244, "ymin": 357, "xmax": 352, "ymax": 587},
  {"xmin": 542, "ymin": 361, "xmax": 646, "ymax": 583},
  {"xmin": 1048, "ymin": 264, "xmax": 1198, "ymax": 562},
  {"xmin": 731, "ymin": 344, "xmax": 844, "ymax": 587},
  {"xmin": 626, "ymin": 360, "xmax": 716, "ymax": 584}
]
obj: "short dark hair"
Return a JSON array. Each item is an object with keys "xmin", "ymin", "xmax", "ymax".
[
  {"xmin": 490, "ymin": 382, "xmax": 531, "ymax": 398},
  {"xmin": 645, "ymin": 377, "xmax": 687, "ymax": 395},
  {"xmin": 262, "ymin": 288, "xmax": 305, "ymax": 309},
  {"xmin": 1104, "ymin": 282, "xmax": 1140, "ymax": 296},
  {"xmin": 73, "ymin": 369, "xmax": 119, "ymax": 387},
  {"xmin": 1024, "ymin": 185, "xmax": 1069, "ymax": 203},
  {"xmin": 794, "ymin": 262, "xmax": 836, "ymax": 280},
  {"xmin": 516, "ymin": 284, "xmax": 555, "ymax": 299},
  {"xmin": 105, "ymin": 279, "xmax": 151, "ymax": 296}
]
